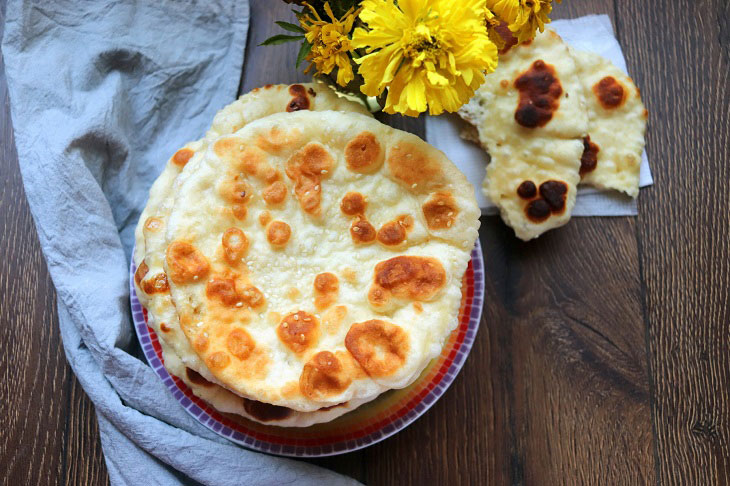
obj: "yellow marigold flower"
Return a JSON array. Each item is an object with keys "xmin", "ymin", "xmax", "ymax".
[
  {"xmin": 487, "ymin": 0, "xmax": 520, "ymax": 25},
  {"xmin": 352, "ymin": 0, "xmax": 498, "ymax": 116},
  {"xmin": 483, "ymin": 7, "xmax": 506, "ymax": 51},
  {"xmin": 490, "ymin": 0, "xmax": 559, "ymax": 43},
  {"xmin": 300, "ymin": 2, "xmax": 358, "ymax": 87}
]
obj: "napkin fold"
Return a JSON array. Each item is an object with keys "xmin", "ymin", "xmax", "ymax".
[
  {"xmin": 2, "ymin": 1, "xmax": 357, "ymax": 484},
  {"xmin": 426, "ymin": 15, "xmax": 653, "ymax": 215}
]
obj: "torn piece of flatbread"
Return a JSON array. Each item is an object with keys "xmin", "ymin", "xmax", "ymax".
[
  {"xmin": 459, "ymin": 29, "xmax": 587, "ymax": 240},
  {"xmin": 484, "ymin": 139, "xmax": 582, "ymax": 241},
  {"xmin": 571, "ymin": 50, "xmax": 648, "ymax": 197}
]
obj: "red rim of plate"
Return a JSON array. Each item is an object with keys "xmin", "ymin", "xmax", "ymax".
[{"xmin": 130, "ymin": 240, "xmax": 484, "ymax": 457}]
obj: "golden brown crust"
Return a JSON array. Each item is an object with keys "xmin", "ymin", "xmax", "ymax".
[
  {"xmin": 422, "ymin": 192, "xmax": 459, "ymax": 229},
  {"xmin": 277, "ymin": 311, "xmax": 320, "ymax": 354},
  {"xmin": 521, "ymin": 180, "xmax": 569, "ymax": 222},
  {"xmin": 218, "ymin": 170, "xmax": 253, "ymax": 222},
  {"xmin": 221, "ymin": 228, "xmax": 248, "ymax": 265},
  {"xmin": 579, "ymin": 135, "xmax": 600, "ymax": 176},
  {"xmin": 313, "ymin": 272, "xmax": 339, "ymax": 310},
  {"xmin": 219, "ymin": 175, "xmax": 253, "ymax": 205},
  {"xmin": 234, "ymin": 145, "xmax": 265, "ymax": 177},
  {"xmin": 350, "ymin": 218, "xmax": 376, "ymax": 244},
  {"xmin": 205, "ymin": 277, "xmax": 239, "ymax": 306},
  {"xmin": 206, "ymin": 351, "xmax": 231, "ymax": 371},
  {"xmin": 141, "ymin": 273, "xmax": 169, "ymax": 294},
  {"xmin": 172, "ymin": 148, "xmax": 194, "ymax": 167},
  {"xmin": 345, "ymin": 320, "xmax": 409, "ymax": 377},
  {"xmin": 340, "ymin": 192, "xmax": 367, "ymax": 216},
  {"xmin": 134, "ymin": 260, "xmax": 149, "ymax": 286},
  {"xmin": 194, "ymin": 333, "xmax": 209, "ymax": 352},
  {"xmin": 226, "ymin": 328, "xmax": 256, "ymax": 361},
  {"xmin": 345, "ymin": 131, "xmax": 383, "ymax": 173},
  {"xmin": 144, "ymin": 217, "xmax": 163, "ymax": 232},
  {"xmin": 231, "ymin": 204, "xmax": 248, "ymax": 221},
  {"xmin": 376, "ymin": 220, "xmax": 407, "ymax": 246},
  {"xmin": 255, "ymin": 127, "xmax": 302, "ymax": 154},
  {"xmin": 386, "ymin": 142, "xmax": 443, "ymax": 191},
  {"xmin": 156, "ymin": 110, "xmax": 479, "ymax": 412},
  {"xmin": 258, "ymin": 210, "xmax": 272, "ymax": 226},
  {"xmin": 165, "ymin": 241, "xmax": 210, "ymax": 284},
  {"xmin": 299, "ymin": 351, "xmax": 352, "ymax": 400},
  {"xmin": 240, "ymin": 285, "xmax": 266, "ymax": 309},
  {"xmin": 262, "ymin": 180, "xmax": 288, "ymax": 205},
  {"xmin": 514, "ymin": 60, "xmax": 563, "ymax": 128},
  {"xmin": 322, "ymin": 305, "xmax": 348, "ymax": 334},
  {"xmin": 285, "ymin": 143, "xmax": 333, "ymax": 215},
  {"xmin": 593, "ymin": 76, "xmax": 626, "ymax": 109},
  {"xmin": 266, "ymin": 220, "xmax": 291, "ymax": 247},
  {"xmin": 286, "ymin": 84, "xmax": 311, "ymax": 112},
  {"xmin": 369, "ymin": 256, "xmax": 446, "ymax": 308}
]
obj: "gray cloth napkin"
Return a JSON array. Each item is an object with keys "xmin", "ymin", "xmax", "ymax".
[{"xmin": 2, "ymin": 1, "xmax": 358, "ymax": 484}]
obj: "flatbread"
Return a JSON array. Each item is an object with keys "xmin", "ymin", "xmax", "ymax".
[
  {"xmin": 157, "ymin": 337, "xmax": 367, "ymax": 427},
  {"xmin": 459, "ymin": 30, "xmax": 588, "ymax": 144},
  {"xmin": 484, "ymin": 139, "xmax": 582, "ymax": 241},
  {"xmin": 571, "ymin": 50, "xmax": 647, "ymax": 197},
  {"xmin": 133, "ymin": 84, "xmax": 372, "ymax": 423},
  {"xmin": 163, "ymin": 110, "xmax": 480, "ymax": 412},
  {"xmin": 458, "ymin": 29, "xmax": 587, "ymax": 240}
]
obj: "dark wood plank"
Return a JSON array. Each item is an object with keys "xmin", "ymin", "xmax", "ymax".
[
  {"xmin": 0, "ymin": 3, "xmax": 109, "ymax": 484},
  {"xmin": 619, "ymin": 0, "xmax": 730, "ymax": 483},
  {"xmin": 63, "ymin": 378, "xmax": 110, "ymax": 486},
  {"xmin": 0, "ymin": 45, "xmax": 61, "ymax": 486}
]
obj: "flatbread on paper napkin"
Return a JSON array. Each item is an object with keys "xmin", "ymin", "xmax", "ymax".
[
  {"xmin": 571, "ymin": 50, "xmax": 648, "ymax": 197},
  {"xmin": 459, "ymin": 29, "xmax": 587, "ymax": 240},
  {"xmin": 425, "ymin": 15, "xmax": 653, "ymax": 221}
]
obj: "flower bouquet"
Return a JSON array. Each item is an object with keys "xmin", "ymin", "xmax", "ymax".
[{"xmin": 263, "ymin": 0, "xmax": 563, "ymax": 116}]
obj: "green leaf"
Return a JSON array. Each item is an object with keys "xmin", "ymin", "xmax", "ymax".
[
  {"xmin": 259, "ymin": 34, "xmax": 304, "ymax": 46},
  {"xmin": 275, "ymin": 21, "xmax": 305, "ymax": 33},
  {"xmin": 295, "ymin": 41, "xmax": 313, "ymax": 69}
]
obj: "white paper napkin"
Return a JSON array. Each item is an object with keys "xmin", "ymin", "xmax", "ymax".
[{"xmin": 425, "ymin": 15, "xmax": 652, "ymax": 216}]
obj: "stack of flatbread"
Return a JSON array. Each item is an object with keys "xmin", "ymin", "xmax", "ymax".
[
  {"xmin": 133, "ymin": 83, "xmax": 480, "ymax": 426},
  {"xmin": 459, "ymin": 29, "xmax": 648, "ymax": 240}
]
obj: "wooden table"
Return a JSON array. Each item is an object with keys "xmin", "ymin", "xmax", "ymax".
[{"xmin": 2, "ymin": 0, "xmax": 728, "ymax": 484}]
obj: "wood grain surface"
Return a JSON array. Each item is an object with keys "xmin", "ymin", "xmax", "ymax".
[{"xmin": 1, "ymin": 0, "xmax": 728, "ymax": 484}]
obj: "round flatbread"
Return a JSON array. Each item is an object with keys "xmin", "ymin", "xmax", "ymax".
[
  {"xmin": 133, "ymin": 83, "xmax": 372, "ymax": 424},
  {"xmin": 163, "ymin": 110, "xmax": 480, "ymax": 412}
]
